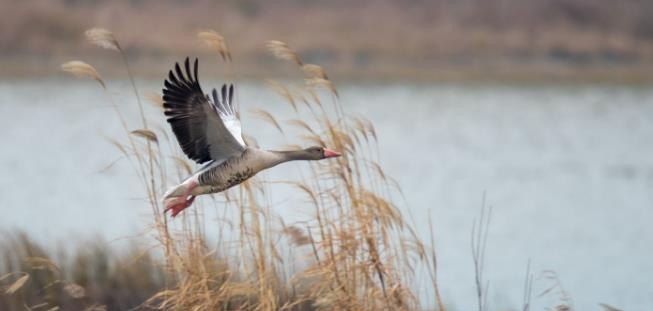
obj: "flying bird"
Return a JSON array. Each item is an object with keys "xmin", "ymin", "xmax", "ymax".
[{"xmin": 162, "ymin": 58, "xmax": 341, "ymax": 216}]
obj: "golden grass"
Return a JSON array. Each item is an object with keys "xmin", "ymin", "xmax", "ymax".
[
  {"xmin": 1, "ymin": 26, "xmax": 621, "ymax": 311},
  {"xmin": 0, "ymin": 233, "xmax": 165, "ymax": 310},
  {"xmin": 4, "ymin": 27, "xmax": 447, "ymax": 311}
]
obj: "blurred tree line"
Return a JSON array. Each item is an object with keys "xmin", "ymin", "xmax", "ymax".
[{"xmin": 2, "ymin": 0, "xmax": 652, "ymax": 77}]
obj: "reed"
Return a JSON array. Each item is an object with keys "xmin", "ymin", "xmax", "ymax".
[
  {"xmin": 3, "ymin": 27, "xmax": 447, "ymax": 311},
  {"xmin": 2, "ymin": 26, "xmax": 614, "ymax": 311}
]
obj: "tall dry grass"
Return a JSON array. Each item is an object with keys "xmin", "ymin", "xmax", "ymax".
[
  {"xmin": 142, "ymin": 30, "xmax": 444, "ymax": 310},
  {"xmin": 0, "ymin": 26, "xmax": 617, "ymax": 311},
  {"xmin": 0, "ymin": 233, "xmax": 165, "ymax": 311},
  {"xmin": 3, "ymin": 27, "xmax": 448, "ymax": 310}
]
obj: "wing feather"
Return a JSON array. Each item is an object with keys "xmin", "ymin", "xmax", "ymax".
[
  {"xmin": 162, "ymin": 57, "xmax": 245, "ymax": 164},
  {"xmin": 210, "ymin": 84, "xmax": 245, "ymax": 146}
]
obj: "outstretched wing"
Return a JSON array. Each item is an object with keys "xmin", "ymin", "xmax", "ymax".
[{"xmin": 162, "ymin": 57, "xmax": 245, "ymax": 164}]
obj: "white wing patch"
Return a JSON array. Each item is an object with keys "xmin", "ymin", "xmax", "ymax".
[
  {"xmin": 210, "ymin": 84, "xmax": 245, "ymax": 148},
  {"xmin": 223, "ymin": 117, "xmax": 245, "ymax": 147}
]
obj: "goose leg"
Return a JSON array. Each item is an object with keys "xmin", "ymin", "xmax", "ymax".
[
  {"xmin": 164, "ymin": 181, "xmax": 198, "ymax": 217},
  {"xmin": 165, "ymin": 195, "xmax": 196, "ymax": 217}
]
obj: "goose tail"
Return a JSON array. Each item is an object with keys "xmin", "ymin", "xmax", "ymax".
[
  {"xmin": 163, "ymin": 182, "xmax": 187, "ymax": 199},
  {"xmin": 163, "ymin": 175, "xmax": 200, "ymax": 199}
]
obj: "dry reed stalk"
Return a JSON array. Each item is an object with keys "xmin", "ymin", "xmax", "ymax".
[
  {"xmin": 130, "ymin": 129, "xmax": 158, "ymax": 144},
  {"xmin": 249, "ymin": 107, "xmax": 285, "ymax": 134},
  {"xmin": 472, "ymin": 194, "xmax": 492, "ymax": 311},
  {"xmin": 305, "ymin": 77, "xmax": 339, "ymax": 98},
  {"xmin": 522, "ymin": 259, "xmax": 533, "ymax": 311},
  {"xmin": 599, "ymin": 303, "xmax": 623, "ymax": 311},
  {"xmin": 428, "ymin": 216, "xmax": 447, "ymax": 311},
  {"xmin": 266, "ymin": 79, "xmax": 298, "ymax": 112},
  {"xmin": 60, "ymin": 31, "xmax": 448, "ymax": 311},
  {"xmin": 68, "ymin": 30, "xmax": 176, "ymax": 298},
  {"xmin": 61, "ymin": 61, "xmax": 149, "ymax": 190},
  {"xmin": 4, "ymin": 274, "xmax": 28, "ymax": 294},
  {"xmin": 286, "ymin": 119, "xmax": 316, "ymax": 136},
  {"xmin": 85, "ymin": 27, "xmax": 160, "ymax": 217}
]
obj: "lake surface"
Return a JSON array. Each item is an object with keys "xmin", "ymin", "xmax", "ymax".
[{"xmin": 1, "ymin": 78, "xmax": 652, "ymax": 310}]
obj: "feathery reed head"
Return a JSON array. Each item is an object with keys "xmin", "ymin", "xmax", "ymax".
[
  {"xmin": 198, "ymin": 30, "xmax": 231, "ymax": 61},
  {"xmin": 266, "ymin": 40, "xmax": 302, "ymax": 65},
  {"xmin": 85, "ymin": 28, "xmax": 120, "ymax": 51},
  {"xmin": 61, "ymin": 61, "xmax": 105, "ymax": 88},
  {"xmin": 302, "ymin": 64, "xmax": 328, "ymax": 80},
  {"xmin": 42, "ymin": 28, "xmax": 446, "ymax": 311}
]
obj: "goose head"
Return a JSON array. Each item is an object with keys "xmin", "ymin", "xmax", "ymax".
[
  {"xmin": 273, "ymin": 146, "xmax": 341, "ymax": 162},
  {"xmin": 303, "ymin": 146, "xmax": 342, "ymax": 160}
]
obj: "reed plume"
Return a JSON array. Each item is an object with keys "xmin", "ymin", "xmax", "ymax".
[
  {"xmin": 266, "ymin": 40, "xmax": 303, "ymax": 66},
  {"xmin": 85, "ymin": 28, "xmax": 120, "ymax": 51},
  {"xmin": 198, "ymin": 30, "xmax": 231, "ymax": 61},
  {"xmin": 7, "ymin": 30, "xmax": 453, "ymax": 311},
  {"xmin": 61, "ymin": 61, "xmax": 105, "ymax": 88}
]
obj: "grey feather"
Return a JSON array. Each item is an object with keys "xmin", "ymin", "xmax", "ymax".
[{"xmin": 162, "ymin": 57, "xmax": 245, "ymax": 164}]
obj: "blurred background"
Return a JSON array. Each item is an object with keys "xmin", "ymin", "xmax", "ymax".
[
  {"xmin": 1, "ymin": 0, "xmax": 653, "ymax": 310},
  {"xmin": 4, "ymin": 0, "xmax": 653, "ymax": 81}
]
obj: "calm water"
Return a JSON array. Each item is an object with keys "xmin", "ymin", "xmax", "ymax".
[{"xmin": 1, "ymin": 78, "xmax": 652, "ymax": 310}]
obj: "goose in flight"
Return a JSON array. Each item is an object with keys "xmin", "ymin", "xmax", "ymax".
[{"xmin": 162, "ymin": 58, "xmax": 341, "ymax": 216}]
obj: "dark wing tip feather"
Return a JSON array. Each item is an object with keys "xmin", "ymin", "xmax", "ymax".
[
  {"xmin": 165, "ymin": 57, "xmax": 202, "ymax": 94},
  {"xmin": 162, "ymin": 57, "xmax": 214, "ymax": 164},
  {"xmin": 221, "ymin": 84, "xmax": 227, "ymax": 109},
  {"xmin": 174, "ymin": 63, "xmax": 184, "ymax": 83},
  {"xmin": 227, "ymin": 84, "xmax": 234, "ymax": 114},
  {"xmin": 184, "ymin": 58, "xmax": 191, "ymax": 83},
  {"xmin": 193, "ymin": 58, "xmax": 199, "ymax": 82},
  {"xmin": 212, "ymin": 88, "xmax": 220, "ymax": 106},
  {"xmin": 211, "ymin": 84, "xmax": 238, "ymax": 116}
]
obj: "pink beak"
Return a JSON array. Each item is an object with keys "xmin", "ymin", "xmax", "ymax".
[{"xmin": 323, "ymin": 148, "xmax": 342, "ymax": 158}]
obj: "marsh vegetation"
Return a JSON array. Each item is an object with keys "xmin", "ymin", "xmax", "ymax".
[
  {"xmin": 1, "ymin": 26, "xmax": 642, "ymax": 311},
  {"xmin": 2, "ymin": 28, "xmax": 446, "ymax": 311}
]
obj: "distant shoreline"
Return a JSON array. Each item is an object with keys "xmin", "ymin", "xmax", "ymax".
[
  {"xmin": 4, "ymin": 54, "xmax": 653, "ymax": 84},
  {"xmin": 4, "ymin": 0, "xmax": 653, "ymax": 85}
]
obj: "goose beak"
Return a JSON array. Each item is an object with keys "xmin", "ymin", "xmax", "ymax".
[{"xmin": 323, "ymin": 148, "xmax": 342, "ymax": 158}]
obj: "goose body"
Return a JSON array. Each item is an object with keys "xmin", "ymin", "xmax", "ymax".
[
  {"xmin": 167, "ymin": 149, "xmax": 281, "ymax": 198},
  {"xmin": 161, "ymin": 58, "xmax": 340, "ymax": 216}
]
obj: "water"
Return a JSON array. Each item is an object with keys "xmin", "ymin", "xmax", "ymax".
[{"xmin": 1, "ymin": 78, "xmax": 652, "ymax": 310}]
